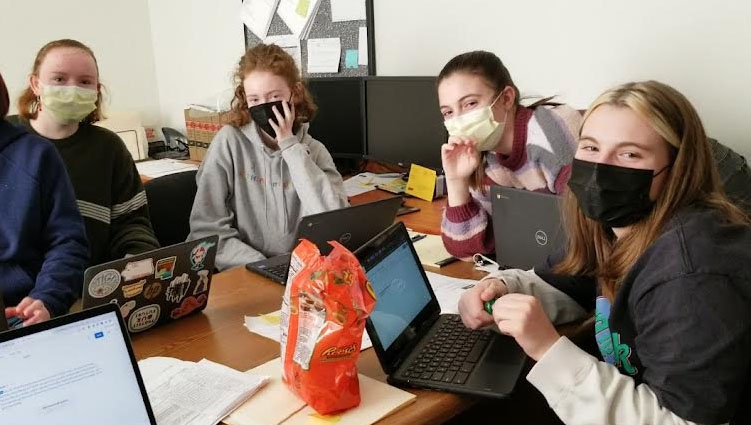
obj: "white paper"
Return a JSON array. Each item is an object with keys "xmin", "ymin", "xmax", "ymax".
[
  {"xmin": 343, "ymin": 172, "xmax": 402, "ymax": 197},
  {"xmin": 306, "ymin": 38, "xmax": 341, "ymax": 73},
  {"xmin": 330, "ymin": 0, "xmax": 366, "ymax": 22},
  {"xmin": 244, "ymin": 310, "xmax": 372, "ymax": 350},
  {"xmin": 136, "ymin": 159, "xmax": 199, "ymax": 179},
  {"xmin": 240, "ymin": 0, "xmax": 280, "ymax": 39},
  {"xmin": 143, "ymin": 358, "xmax": 268, "ymax": 425},
  {"xmin": 424, "ymin": 271, "xmax": 476, "ymax": 315},
  {"xmin": 264, "ymin": 34, "xmax": 303, "ymax": 71},
  {"xmin": 277, "ymin": 0, "xmax": 322, "ymax": 39},
  {"xmin": 358, "ymin": 27, "xmax": 368, "ymax": 66}
]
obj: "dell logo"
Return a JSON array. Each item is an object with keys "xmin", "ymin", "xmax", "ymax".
[
  {"xmin": 339, "ymin": 232, "xmax": 352, "ymax": 244},
  {"xmin": 535, "ymin": 230, "xmax": 548, "ymax": 246}
]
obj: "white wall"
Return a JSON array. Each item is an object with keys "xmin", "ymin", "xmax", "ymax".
[
  {"xmin": 374, "ymin": 0, "xmax": 751, "ymax": 156},
  {"xmin": 0, "ymin": 0, "xmax": 161, "ymax": 125},
  {"xmin": 147, "ymin": 0, "xmax": 247, "ymax": 132}
]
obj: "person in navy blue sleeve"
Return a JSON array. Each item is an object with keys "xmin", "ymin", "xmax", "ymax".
[{"xmin": 0, "ymin": 71, "xmax": 89, "ymax": 325}]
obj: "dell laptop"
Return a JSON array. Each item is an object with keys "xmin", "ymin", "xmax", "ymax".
[
  {"xmin": 491, "ymin": 186, "xmax": 565, "ymax": 270},
  {"xmin": 356, "ymin": 222, "xmax": 527, "ymax": 398},
  {"xmin": 246, "ymin": 196, "xmax": 402, "ymax": 284}
]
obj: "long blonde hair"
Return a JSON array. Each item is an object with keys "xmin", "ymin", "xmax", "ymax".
[{"xmin": 554, "ymin": 80, "xmax": 749, "ymax": 301}]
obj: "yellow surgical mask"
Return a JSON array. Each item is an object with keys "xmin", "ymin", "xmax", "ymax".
[
  {"xmin": 41, "ymin": 84, "xmax": 98, "ymax": 123},
  {"xmin": 443, "ymin": 92, "xmax": 506, "ymax": 152}
]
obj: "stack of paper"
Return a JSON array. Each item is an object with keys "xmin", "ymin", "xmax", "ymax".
[
  {"xmin": 241, "ymin": 0, "xmax": 281, "ymax": 39},
  {"xmin": 244, "ymin": 310, "xmax": 373, "ymax": 350},
  {"xmin": 407, "ymin": 230, "xmax": 456, "ymax": 268},
  {"xmin": 343, "ymin": 172, "xmax": 402, "ymax": 197},
  {"xmin": 277, "ymin": 0, "xmax": 323, "ymax": 39},
  {"xmin": 226, "ymin": 358, "xmax": 416, "ymax": 425},
  {"xmin": 136, "ymin": 159, "xmax": 199, "ymax": 178},
  {"xmin": 138, "ymin": 357, "xmax": 269, "ymax": 425}
]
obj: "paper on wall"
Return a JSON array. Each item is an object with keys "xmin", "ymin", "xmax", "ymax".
[
  {"xmin": 240, "ymin": 0, "xmax": 280, "ymax": 40},
  {"xmin": 358, "ymin": 27, "xmax": 368, "ymax": 66},
  {"xmin": 306, "ymin": 38, "xmax": 341, "ymax": 73},
  {"xmin": 330, "ymin": 0, "xmax": 366, "ymax": 22},
  {"xmin": 264, "ymin": 34, "xmax": 303, "ymax": 71}
]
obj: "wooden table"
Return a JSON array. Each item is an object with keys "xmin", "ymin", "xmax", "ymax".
[{"xmin": 131, "ymin": 189, "xmax": 485, "ymax": 424}]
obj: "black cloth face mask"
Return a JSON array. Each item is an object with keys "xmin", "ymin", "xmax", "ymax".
[
  {"xmin": 249, "ymin": 97, "xmax": 291, "ymax": 138},
  {"xmin": 567, "ymin": 159, "xmax": 669, "ymax": 228}
]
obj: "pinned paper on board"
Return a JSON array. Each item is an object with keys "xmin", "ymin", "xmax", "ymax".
[
  {"xmin": 265, "ymin": 34, "xmax": 303, "ymax": 70},
  {"xmin": 240, "ymin": 0, "xmax": 280, "ymax": 39},
  {"xmin": 345, "ymin": 50, "xmax": 359, "ymax": 69},
  {"xmin": 405, "ymin": 164, "xmax": 437, "ymax": 201},
  {"xmin": 330, "ymin": 0, "xmax": 366, "ymax": 22},
  {"xmin": 357, "ymin": 27, "xmax": 368, "ymax": 66},
  {"xmin": 307, "ymin": 38, "xmax": 341, "ymax": 73}
]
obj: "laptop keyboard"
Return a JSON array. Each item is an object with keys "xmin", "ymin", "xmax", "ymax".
[
  {"xmin": 401, "ymin": 316, "xmax": 492, "ymax": 386},
  {"xmin": 265, "ymin": 263, "xmax": 289, "ymax": 280}
]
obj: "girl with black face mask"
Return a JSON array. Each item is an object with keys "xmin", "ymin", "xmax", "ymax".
[{"xmin": 457, "ymin": 81, "xmax": 751, "ymax": 425}]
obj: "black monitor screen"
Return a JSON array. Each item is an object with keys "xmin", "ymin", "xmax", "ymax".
[
  {"xmin": 306, "ymin": 77, "xmax": 366, "ymax": 158},
  {"xmin": 365, "ymin": 77, "xmax": 446, "ymax": 170}
]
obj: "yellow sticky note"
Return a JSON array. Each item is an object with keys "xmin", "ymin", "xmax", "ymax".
[
  {"xmin": 296, "ymin": 0, "xmax": 310, "ymax": 16},
  {"xmin": 405, "ymin": 164, "xmax": 437, "ymax": 201},
  {"xmin": 308, "ymin": 413, "xmax": 341, "ymax": 424},
  {"xmin": 260, "ymin": 311, "xmax": 281, "ymax": 325}
]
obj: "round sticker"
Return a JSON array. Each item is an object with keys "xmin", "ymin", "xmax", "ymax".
[
  {"xmin": 128, "ymin": 304, "xmax": 161, "ymax": 333},
  {"xmin": 88, "ymin": 269, "xmax": 121, "ymax": 299},
  {"xmin": 143, "ymin": 281, "xmax": 163, "ymax": 300}
]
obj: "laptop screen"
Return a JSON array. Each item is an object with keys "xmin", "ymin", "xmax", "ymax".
[
  {"xmin": 363, "ymin": 239, "xmax": 432, "ymax": 350},
  {"xmin": 0, "ymin": 310, "xmax": 152, "ymax": 424}
]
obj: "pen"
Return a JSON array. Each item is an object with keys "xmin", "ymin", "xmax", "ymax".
[{"xmin": 410, "ymin": 234, "xmax": 427, "ymax": 243}]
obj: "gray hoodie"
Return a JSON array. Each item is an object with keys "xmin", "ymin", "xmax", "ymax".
[{"xmin": 188, "ymin": 121, "xmax": 348, "ymax": 271}]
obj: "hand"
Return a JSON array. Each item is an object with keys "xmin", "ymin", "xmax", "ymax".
[
  {"xmin": 269, "ymin": 100, "xmax": 296, "ymax": 142},
  {"xmin": 458, "ymin": 278, "xmax": 508, "ymax": 330},
  {"xmin": 7, "ymin": 297, "xmax": 51, "ymax": 326},
  {"xmin": 441, "ymin": 136, "xmax": 481, "ymax": 182},
  {"xmin": 492, "ymin": 294, "xmax": 560, "ymax": 361}
]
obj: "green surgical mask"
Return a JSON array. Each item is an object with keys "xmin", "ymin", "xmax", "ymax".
[{"xmin": 41, "ymin": 84, "xmax": 98, "ymax": 123}]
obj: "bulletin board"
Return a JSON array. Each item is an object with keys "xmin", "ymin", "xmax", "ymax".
[{"xmin": 243, "ymin": 0, "xmax": 376, "ymax": 78}]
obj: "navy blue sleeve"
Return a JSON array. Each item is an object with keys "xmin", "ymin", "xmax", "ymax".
[{"xmin": 27, "ymin": 144, "xmax": 89, "ymax": 316}]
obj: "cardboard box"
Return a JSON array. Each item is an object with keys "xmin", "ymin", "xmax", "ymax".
[{"xmin": 184, "ymin": 108, "xmax": 233, "ymax": 161}]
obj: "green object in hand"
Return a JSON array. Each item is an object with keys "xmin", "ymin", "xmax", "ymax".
[{"xmin": 484, "ymin": 299, "xmax": 497, "ymax": 314}]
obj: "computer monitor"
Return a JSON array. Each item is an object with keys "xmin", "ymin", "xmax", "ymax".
[
  {"xmin": 0, "ymin": 304, "xmax": 156, "ymax": 424},
  {"xmin": 365, "ymin": 77, "xmax": 447, "ymax": 170},
  {"xmin": 306, "ymin": 77, "xmax": 366, "ymax": 158}
]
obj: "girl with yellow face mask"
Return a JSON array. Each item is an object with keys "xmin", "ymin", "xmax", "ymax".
[
  {"xmin": 437, "ymin": 51, "xmax": 582, "ymax": 260},
  {"xmin": 17, "ymin": 39, "xmax": 160, "ymax": 266}
]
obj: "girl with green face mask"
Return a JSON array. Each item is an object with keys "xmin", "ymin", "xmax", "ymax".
[
  {"xmin": 436, "ymin": 51, "xmax": 582, "ymax": 260},
  {"xmin": 17, "ymin": 39, "xmax": 160, "ymax": 266}
]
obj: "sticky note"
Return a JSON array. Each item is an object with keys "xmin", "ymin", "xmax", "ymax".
[
  {"xmin": 295, "ymin": 0, "xmax": 310, "ymax": 17},
  {"xmin": 405, "ymin": 164, "xmax": 437, "ymax": 202},
  {"xmin": 345, "ymin": 50, "xmax": 359, "ymax": 69},
  {"xmin": 308, "ymin": 413, "xmax": 342, "ymax": 424}
]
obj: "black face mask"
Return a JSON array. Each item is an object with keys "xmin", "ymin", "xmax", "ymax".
[
  {"xmin": 567, "ymin": 159, "xmax": 669, "ymax": 228},
  {"xmin": 249, "ymin": 99, "xmax": 287, "ymax": 137}
]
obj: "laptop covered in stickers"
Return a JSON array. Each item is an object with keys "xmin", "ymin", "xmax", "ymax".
[{"xmin": 81, "ymin": 235, "xmax": 219, "ymax": 334}]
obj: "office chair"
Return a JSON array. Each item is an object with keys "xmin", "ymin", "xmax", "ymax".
[{"xmin": 144, "ymin": 170, "xmax": 198, "ymax": 247}]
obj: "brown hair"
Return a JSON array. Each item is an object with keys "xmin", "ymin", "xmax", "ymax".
[
  {"xmin": 17, "ymin": 39, "xmax": 104, "ymax": 124},
  {"xmin": 229, "ymin": 43, "xmax": 316, "ymax": 130},
  {"xmin": 554, "ymin": 80, "xmax": 750, "ymax": 301},
  {"xmin": 437, "ymin": 51, "xmax": 520, "ymax": 190},
  {"xmin": 0, "ymin": 72, "xmax": 9, "ymax": 119}
]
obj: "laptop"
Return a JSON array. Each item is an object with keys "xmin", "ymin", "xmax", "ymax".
[
  {"xmin": 82, "ymin": 235, "xmax": 218, "ymax": 334},
  {"xmin": 246, "ymin": 196, "xmax": 402, "ymax": 284},
  {"xmin": 0, "ymin": 303, "xmax": 157, "ymax": 424},
  {"xmin": 355, "ymin": 222, "xmax": 527, "ymax": 398},
  {"xmin": 491, "ymin": 186, "xmax": 565, "ymax": 270}
]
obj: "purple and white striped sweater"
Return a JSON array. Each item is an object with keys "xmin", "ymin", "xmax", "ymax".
[{"xmin": 441, "ymin": 104, "xmax": 581, "ymax": 259}]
